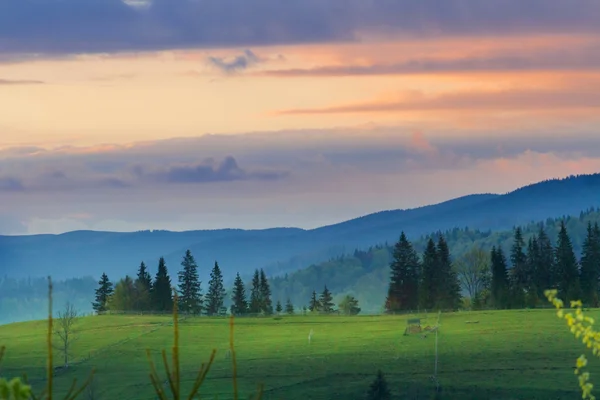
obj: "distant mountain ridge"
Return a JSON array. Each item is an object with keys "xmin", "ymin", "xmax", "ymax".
[{"xmin": 2, "ymin": 173, "xmax": 600, "ymax": 282}]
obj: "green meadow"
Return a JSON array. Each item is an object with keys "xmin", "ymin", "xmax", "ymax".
[{"xmin": 0, "ymin": 310, "xmax": 597, "ymax": 399}]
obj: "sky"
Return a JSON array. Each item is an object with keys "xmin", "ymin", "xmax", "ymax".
[{"xmin": 2, "ymin": 0, "xmax": 600, "ymax": 235}]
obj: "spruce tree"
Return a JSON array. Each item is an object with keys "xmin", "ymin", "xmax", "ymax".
[
  {"xmin": 490, "ymin": 247, "xmax": 509, "ymax": 309},
  {"xmin": 134, "ymin": 261, "xmax": 153, "ymax": 311},
  {"xmin": 437, "ymin": 235, "xmax": 461, "ymax": 309},
  {"xmin": 366, "ymin": 370, "xmax": 391, "ymax": 400},
  {"xmin": 509, "ymin": 227, "xmax": 527, "ymax": 308},
  {"xmin": 308, "ymin": 290, "xmax": 320, "ymax": 312},
  {"xmin": 249, "ymin": 269, "xmax": 261, "ymax": 314},
  {"xmin": 205, "ymin": 261, "xmax": 227, "ymax": 316},
  {"xmin": 259, "ymin": 269, "xmax": 273, "ymax": 315},
  {"xmin": 152, "ymin": 257, "xmax": 173, "ymax": 312},
  {"xmin": 275, "ymin": 300, "xmax": 283, "ymax": 314},
  {"xmin": 419, "ymin": 238, "xmax": 438, "ymax": 310},
  {"xmin": 580, "ymin": 222, "xmax": 600, "ymax": 306},
  {"xmin": 230, "ymin": 273, "xmax": 248, "ymax": 315},
  {"xmin": 92, "ymin": 272, "xmax": 114, "ymax": 313},
  {"xmin": 319, "ymin": 285, "xmax": 335, "ymax": 313},
  {"xmin": 136, "ymin": 261, "xmax": 153, "ymax": 290},
  {"xmin": 177, "ymin": 250, "xmax": 203, "ymax": 315},
  {"xmin": 536, "ymin": 224, "xmax": 555, "ymax": 298},
  {"xmin": 525, "ymin": 236, "xmax": 540, "ymax": 307},
  {"xmin": 384, "ymin": 232, "xmax": 420, "ymax": 313},
  {"xmin": 285, "ymin": 298, "xmax": 294, "ymax": 315},
  {"xmin": 555, "ymin": 220, "xmax": 581, "ymax": 303}
]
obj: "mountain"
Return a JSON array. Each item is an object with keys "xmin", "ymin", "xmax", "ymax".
[{"xmin": 2, "ymin": 173, "xmax": 600, "ymax": 282}]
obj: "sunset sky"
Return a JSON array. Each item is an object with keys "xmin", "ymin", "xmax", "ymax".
[{"xmin": 2, "ymin": 0, "xmax": 600, "ymax": 234}]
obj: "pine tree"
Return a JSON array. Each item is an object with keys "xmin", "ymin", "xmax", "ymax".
[
  {"xmin": 308, "ymin": 290, "xmax": 320, "ymax": 312},
  {"xmin": 259, "ymin": 269, "xmax": 273, "ymax": 315},
  {"xmin": 249, "ymin": 269, "xmax": 261, "ymax": 314},
  {"xmin": 319, "ymin": 285, "xmax": 335, "ymax": 313},
  {"xmin": 580, "ymin": 222, "xmax": 600, "ymax": 306},
  {"xmin": 437, "ymin": 235, "xmax": 461, "ymax": 309},
  {"xmin": 384, "ymin": 232, "xmax": 420, "ymax": 313},
  {"xmin": 366, "ymin": 370, "xmax": 391, "ymax": 400},
  {"xmin": 205, "ymin": 261, "xmax": 227, "ymax": 316},
  {"xmin": 524, "ymin": 236, "xmax": 540, "ymax": 307},
  {"xmin": 134, "ymin": 261, "xmax": 153, "ymax": 311},
  {"xmin": 275, "ymin": 300, "xmax": 283, "ymax": 314},
  {"xmin": 555, "ymin": 220, "xmax": 581, "ymax": 303},
  {"xmin": 509, "ymin": 227, "xmax": 527, "ymax": 308},
  {"xmin": 536, "ymin": 224, "xmax": 555, "ymax": 298},
  {"xmin": 285, "ymin": 298, "xmax": 294, "ymax": 315},
  {"xmin": 177, "ymin": 250, "xmax": 203, "ymax": 315},
  {"xmin": 490, "ymin": 247, "xmax": 509, "ymax": 309},
  {"xmin": 230, "ymin": 273, "xmax": 248, "ymax": 316},
  {"xmin": 92, "ymin": 273, "xmax": 114, "ymax": 313},
  {"xmin": 152, "ymin": 257, "xmax": 173, "ymax": 312},
  {"xmin": 419, "ymin": 238, "xmax": 438, "ymax": 310}
]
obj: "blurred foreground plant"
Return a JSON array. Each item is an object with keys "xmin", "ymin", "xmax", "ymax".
[
  {"xmin": 146, "ymin": 288, "xmax": 264, "ymax": 400},
  {"xmin": 545, "ymin": 289, "xmax": 597, "ymax": 400}
]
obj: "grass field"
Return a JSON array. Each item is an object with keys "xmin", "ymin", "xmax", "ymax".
[{"xmin": 0, "ymin": 309, "xmax": 598, "ymax": 399}]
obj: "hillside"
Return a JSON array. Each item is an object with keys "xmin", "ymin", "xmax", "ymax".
[
  {"xmin": 269, "ymin": 207, "xmax": 600, "ymax": 313},
  {"xmin": 1, "ymin": 173, "xmax": 600, "ymax": 285},
  {"xmin": 0, "ymin": 311, "xmax": 595, "ymax": 399}
]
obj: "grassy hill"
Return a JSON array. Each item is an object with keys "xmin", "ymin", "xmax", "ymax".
[
  {"xmin": 2, "ymin": 173, "xmax": 600, "ymax": 283},
  {"xmin": 0, "ymin": 310, "xmax": 597, "ymax": 399}
]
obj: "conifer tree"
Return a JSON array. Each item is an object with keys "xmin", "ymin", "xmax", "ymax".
[
  {"xmin": 580, "ymin": 222, "xmax": 600, "ymax": 306},
  {"xmin": 134, "ymin": 261, "xmax": 153, "ymax": 311},
  {"xmin": 384, "ymin": 232, "xmax": 420, "ymax": 313},
  {"xmin": 319, "ymin": 285, "xmax": 335, "ymax": 313},
  {"xmin": 275, "ymin": 300, "xmax": 282, "ymax": 314},
  {"xmin": 177, "ymin": 250, "xmax": 203, "ymax": 315},
  {"xmin": 230, "ymin": 273, "xmax": 248, "ymax": 315},
  {"xmin": 437, "ymin": 235, "xmax": 461, "ymax": 309},
  {"xmin": 308, "ymin": 290, "xmax": 320, "ymax": 312},
  {"xmin": 285, "ymin": 298, "xmax": 294, "ymax": 315},
  {"xmin": 92, "ymin": 272, "xmax": 114, "ymax": 313},
  {"xmin": 555, "ymin": 220, "xmax": 581, "ymax": 303},
  {"xmin": 249, "ymin": 269, "xmax": 261, "ymax": 314},
  {"xmin": 366, "ymin": 370, "xmax": 391, "ymax": 400},
  {"xmin": 109, "ymin": 275, "xmax": 136, "ymax": 311},
  {"xmin": 152, "ymin": 257, "xmax": 173, "ymax": 312},
  {"xmin": 259, "ymin": 269, "xmax": 273, "ymax": 315},
  {"xmin": 205, "ymin": 261, "xmax": 227, "ymax": 316},
  {"xmin": 339, "ymin": 295, "xmax": 361, "ymax": 315},
  {"xmin": 136, "ymin": 261, "xmax": 153, "ymax": 290},
  {"xmin": 525, "ymin": 236, "xmax": 540, "ymax": 307},
  {"xmin": 419, "ymin": 238, "xmax": 438, "ymax": 310},
  {"xmin": 509, "ymin": 227, "xmax": 527, "ymax": 308},
  {"xmin": 536, "ymin": 224, "xmax": 555, "ymax": 298},
  {"xmin": 490, "ymin": 247, "xmax": 509, "ymax": 309}
]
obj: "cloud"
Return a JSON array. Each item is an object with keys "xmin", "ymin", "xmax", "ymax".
[
  {"xmin": 256, "ymin": 44, "xmax": 600, "ymax": 77},
  {"xmin": 0, "ymin": 153, "xmax": 287, "ymax": 194},
  {"xmin": 0, "ymin": 79, "xmax": 44, "ymax": 85},
  {"xmin": 3, "ymin": 127, "xmax": 600, "ymax": 233},
  {"xmin": 138, "ymin": 156, "xmax": 288, "ymax": 183},
  {"xmin": 207, "ymin": 49, "xmax": 261, "ymax": 73},
  {"xmin": 276, "ymin": 87, "xmax": 600, "ymax": 115},
  {"xmin": 2, "ymin": 0, "xmax": 600, "ymax": 58}
]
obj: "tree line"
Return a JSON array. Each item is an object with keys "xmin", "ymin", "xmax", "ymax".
[
  {"xmin": 92, "ymin": 249, "xmax": 362, "ymax": 316},
  {"xmin": 385, "ymin": 220, "xmax": 600, "ymax": 312}
]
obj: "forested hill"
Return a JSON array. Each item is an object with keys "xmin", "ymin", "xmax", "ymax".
[
  {"xmin": 2, "ymin": 206, "xmax": 599, "ymax": 325},
  {"xmin": 2, "ymin": 173, "xmax": 600, "ymax": 283},
  {"xmin": 269, "ymin": 207, "xmax": 600, "ymax": 313}
]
